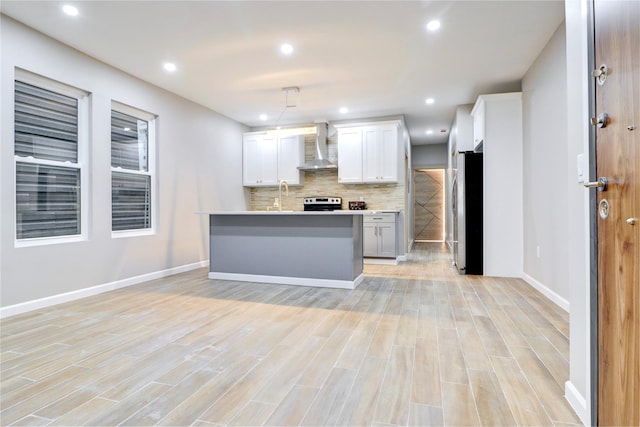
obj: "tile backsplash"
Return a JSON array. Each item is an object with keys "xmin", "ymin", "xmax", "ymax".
[{"xmin": 250, "ymin": 134, "xmax": 406, "ymax": 212}]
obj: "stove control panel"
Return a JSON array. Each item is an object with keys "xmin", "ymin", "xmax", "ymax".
[{"xmin": 303, "ymin": 196, "xmax": 342, "ymax": 211}]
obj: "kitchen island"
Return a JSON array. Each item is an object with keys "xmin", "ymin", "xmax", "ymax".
[{"xmin": 201, "ymin": 211, "xmax": 364, "ymax": 289}]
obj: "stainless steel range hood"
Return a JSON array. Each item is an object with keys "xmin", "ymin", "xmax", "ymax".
[{"xmin": 298, "ymin": 122, "xmax": 337, "ymax": 171}]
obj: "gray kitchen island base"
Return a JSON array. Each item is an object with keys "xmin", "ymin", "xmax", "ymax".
[{"xmin": 207, "ymin": 212, "xmax": 364, "ymax": 289}]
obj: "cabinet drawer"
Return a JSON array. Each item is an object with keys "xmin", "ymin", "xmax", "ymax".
[{"xmin": 363, "ymin": 213, "xmax": 396, "ymax": 223}]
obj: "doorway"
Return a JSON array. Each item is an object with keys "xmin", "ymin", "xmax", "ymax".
[{"xmin": 413, "ymin": 168, "xmax": 445, "ymax": 242}]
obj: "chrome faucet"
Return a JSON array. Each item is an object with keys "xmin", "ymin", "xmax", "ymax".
[{"xmin": 278, "ymin": 180, "xmax": 288, "ymax": 212}]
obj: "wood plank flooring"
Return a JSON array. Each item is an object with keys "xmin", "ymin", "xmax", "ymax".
[{"xmin": 0, "ymin": 243, "xmax": 581, "ymax": 426}]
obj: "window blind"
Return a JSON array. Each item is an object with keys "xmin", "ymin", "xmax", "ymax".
[
  {"xmin": 16, "ymin": 163, "xmax": 80, "ymax": 239},
  {"xmin": 15, "ymin": 80, "xmax": 81, "ymax": 240},
  {"xmin": 112, "ymin": 171, "xmax": 151, "ymax": 231},
  {"xmin": 111, "ymin": 110, "xmax": 148, "ymax": 171},
  {"xmin": 15, "ymin": 81, "xmax": 78, "ymax": 163},
  {"xmin": 111, "ymin": 109, "xmax": 152, "ymax": 232}
]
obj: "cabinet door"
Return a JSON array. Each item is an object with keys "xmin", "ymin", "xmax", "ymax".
[
  {"xmin": 243, "ymin": 134, "xmax": 278, "ymax": 186},
  {"xmin": 377, "ymin": 125, "xmax": 398, "ymax": 182},
  {"xmin": 259, "ymin": 134, "xmax": 278, "ymax": 185},
  {"xmin": 243, "ymin": 135, "xmax": 262, "ymax": 185},
  {"xmin": 362, "ymin": 125, "xmax": 398, "ymax": 183},
  {"xmin": 472, "ymin": 100, "xmax": 485, "ymax": 149},
  {"xmin": 362, "ymin": 126, "xmax": 380, "ymax": 182},
  {"xmin": 277, "ymin": 135, "xmax": 304, "ymax": 185},
  {"xmin": 338, "ymin": 128, "xmax": 363, "ymax": 183},
  {"xmin": 363, "ymin": 222, "xmax": 379, "ymax": 257},
  {"xmin": 377, "ymin": 222, "xmax": 397, "ymax": 257}
]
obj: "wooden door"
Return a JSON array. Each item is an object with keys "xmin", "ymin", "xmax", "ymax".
[
  {"xmin": 414, "ymin": 169, "xmax": 445, "ymax": 241},
  {"xmin": 593, "ymin": 1, "xmax": 640, "ymax": 425}
]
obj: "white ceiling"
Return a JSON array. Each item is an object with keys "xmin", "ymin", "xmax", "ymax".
[{"xmin": 1, "ymin": 1, "xmax": 564, "ymax": 145}]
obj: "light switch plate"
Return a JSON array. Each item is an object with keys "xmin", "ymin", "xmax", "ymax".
[{"xmin": 577, "ymin": 153, "xmax": 585, "ymax": 183}]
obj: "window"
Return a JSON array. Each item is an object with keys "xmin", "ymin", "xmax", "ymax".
[
  {"xmin": 14, "ymin": 72, "xmax": 88, "ymax": 242},
  {"xmin": 111, "ymin": 104, "xmax": 156, "ymax": 233}
]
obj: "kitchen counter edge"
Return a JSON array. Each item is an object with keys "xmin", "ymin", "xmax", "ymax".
[{"xmin": 196, "ymin": 210, "xmax": 400, "ymax": 216}]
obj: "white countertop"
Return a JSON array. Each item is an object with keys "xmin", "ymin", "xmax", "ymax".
[{"xmin": 197, "ymin": 210, "xmax": 400, "ymax": 216}]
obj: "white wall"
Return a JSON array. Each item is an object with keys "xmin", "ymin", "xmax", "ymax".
[
  {"xmin": 481, "ymin": 93, "xmax": 524, "ymax": 278},
  {"xmin": 522, "ymin": 22, "xmax": 570, "ymax": 303},
  {"xmin": 1, "ymin": 17, "xmax": 248, "ymax": 310},
  {"xmin": 564, "ymin": 0, "xmax": 591, "ymax": 424}
]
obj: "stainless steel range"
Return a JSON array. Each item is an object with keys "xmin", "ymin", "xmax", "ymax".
[{"xmin": 303, "ymin": 196, "xmax": 342, "ymax": 211}]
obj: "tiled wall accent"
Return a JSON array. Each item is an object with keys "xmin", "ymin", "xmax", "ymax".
[{"xmin": 250, "ymin": 134, "xmax": 406, "ymax": 212}]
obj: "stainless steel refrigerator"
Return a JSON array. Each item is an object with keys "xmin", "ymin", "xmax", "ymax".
[{"xmin": 452, "ymin": 151, "xmax": 483, "ymax": 274}]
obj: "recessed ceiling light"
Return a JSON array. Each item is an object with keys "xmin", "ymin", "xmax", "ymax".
[
  {"xmin": 163, "ymin": 62, "xmax": 177, "ymax": 72},
  {"xmin": 426, "ymin": 20, "xmax": 441, "ymax": 31},
  {"xmin": 339, "ymin": 107, "xmax": 349, "ymax": 114},
  {"xmin": 280, "ymin": 44, "xmax": 294, "ymax": 55},
  {"xmin": 62, "ymin": 4, "xmax": 79, "ymax": 16},
  {"xmin": 259, "ymin": 114, "xmax": 268, "ymax": 121},
  {"xmin": 425, "ymin": 98, "xmax": 435, "ymax": 105},
  {"xmin": 426, "ymin": 129, "xmax": 434, "ymax": 135}
]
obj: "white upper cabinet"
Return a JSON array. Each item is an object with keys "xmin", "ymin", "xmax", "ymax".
[
  {"xmin": 472, "ymin": 98, "xmax": 485, "ymax": 151},
  {"xmin": 243, "ymin": 133, "xmax": 278, "ymax": 186},
  {"xmin": 243, "ymin": 133, "xmax": 304, "ymax": 187},
  {"xmin": 337, "ymin": 127, "xmax": 363, "ymax": 183},
  {"xmin": 338, "ymin": 122, "xmax": 399, "ymax": 184},
  {"xmin": 452, "ymin": 104, "xmax": 474, "ymax": 152},
  {"xmin": 365, "ymin": 124, "xmax": 398, "ymax": 183},
  {"xmin": 277, "ymin": 135, "xmax": 304, "ymax": 185}
]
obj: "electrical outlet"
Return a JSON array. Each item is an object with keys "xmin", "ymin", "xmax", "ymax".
[{"xmin": 536, "ymin": 245, "xmax": 541, "ymax": 258}]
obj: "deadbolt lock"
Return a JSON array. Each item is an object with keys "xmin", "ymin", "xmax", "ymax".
[
  {"xmin": 590, "ymin": 113, "xmax": 609, "ymax": 128},
  {"xmin": 591, "ymin": 64, "xmax": 608, "ymax": 85},
  {"xmin": 599, "ymin": 199, "xmax": 610, "ymax": 220}
]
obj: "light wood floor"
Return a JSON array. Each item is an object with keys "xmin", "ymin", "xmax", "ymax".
[{"xmin": 1, "ymin": 243, "xmax": 581, "ymax": 426}]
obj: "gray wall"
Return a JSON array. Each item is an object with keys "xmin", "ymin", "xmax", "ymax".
[
  {"xmin": 1, "ymin": 17, "xmax": 248, "ymax": 308},
  {"xmin": 522, "ymin": 22, "xmax": 570, "ymax": 300},
  {"xmin": 523, "ymin": 12, "xmax": 592, "ymax": 423},
  {"xmin": 411, "ymin": 143, "xmax": 448, "ymax": 168}
]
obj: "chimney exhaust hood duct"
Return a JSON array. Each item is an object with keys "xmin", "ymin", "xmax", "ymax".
[{"xmin": 298, "ymin": 122, "xmax": 337, "ymax": 171}]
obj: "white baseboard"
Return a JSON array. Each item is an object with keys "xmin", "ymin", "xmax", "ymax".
[
  {"xmin": 0, "ymin": 260, "xmax": 209, "ymax": 319},
  {"xmin": 521, "ymin": 272, "xmax": 570, "ymax": 312},
  {"xmin": 208, "ymin": 272, "xmax": 363, "ymax": 290},
  {"xmin": 565, "ymin": 380, "xmax": 589, "ymax": 426},
  {"xmin": 364, "ymin": 257, "xmax": 399, "ymax": 265}
]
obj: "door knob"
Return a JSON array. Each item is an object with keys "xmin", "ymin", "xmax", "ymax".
[
  {"xmin": 590, "ymin": 113, "xmax": 609, "ymax": 128},
  {"xmin": 627, "ymin": 218, "xmax": 638, "ymax": 226},
  {"xmin": 584, "ymin": 177, "xmax": 608, "ymax": 191}
]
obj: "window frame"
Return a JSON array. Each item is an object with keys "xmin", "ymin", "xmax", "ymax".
[
  {"xmin": 110, "ymin": 101, "xmax": 157, "ymax": 238},
  {"xmin": 14, "ymin": 68, "xmax": 90, "ymax": 247}
]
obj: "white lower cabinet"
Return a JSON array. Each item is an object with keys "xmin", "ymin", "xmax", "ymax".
[{"xmin": 363, "ymin": 213, "xmax": 397, "ymax": 258}]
